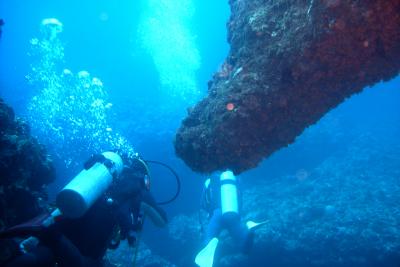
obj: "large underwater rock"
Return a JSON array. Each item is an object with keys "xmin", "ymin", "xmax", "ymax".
[
  {"xmin": 0, "ymin": 98, "xmax": 55, "ymax": 262},
  {"xmin": 174, "ymin": 0, "xmax": 400, "ymax": 173}
]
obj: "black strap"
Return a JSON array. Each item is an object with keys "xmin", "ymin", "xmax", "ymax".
[{"xmin": 220, "ymin": 179, "xmax": 236, "ymax": 186}]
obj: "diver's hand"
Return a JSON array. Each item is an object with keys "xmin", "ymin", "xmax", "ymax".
[
  {"xmin": 19, "ymin": 236, "xmax": 39, "ymax": 253},
  {"xmin": 84, "ymin": 154, "xmax": 106, "ymax": 169},
  {"xmin": 83, "ymin": 154, "xmax": 113, "ymax": 170}
]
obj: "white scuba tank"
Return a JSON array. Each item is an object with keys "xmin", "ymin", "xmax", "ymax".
[
  {"xmin": 56, "ymin": 151, "xmax": 123, "ymax": 218},
  {"xmin": 220, "ymin": 170, "xmax": 239, "ymax": 215}
]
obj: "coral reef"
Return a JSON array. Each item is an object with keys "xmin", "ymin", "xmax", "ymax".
[
  {"xmin": 168, "ymin": 213, "xmax": 203, "ymax": 246},
  {"xmin": 175, "ymin": 0, "xmax": 400, "ymax": 173},
  {"xmin": 0, "ymin": 98, "xmax": 55, "ymax": 228},
  {"xmin": 106, "ymin": 240, "xmax": 176, "ymax": 267},
  {"xmin": 236, "ymin": 135, "xmax": 400, "ymax": 266},
  {"xmin": 0, "ymin": 98, "xmax": 55, "ymax": 263},
  {"xmin": 168, "ymin": 134, "xmax": 400, "ymax": 266}
]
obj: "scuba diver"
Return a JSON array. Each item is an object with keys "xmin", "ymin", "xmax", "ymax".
[
  {"xmin": 1, "ymin": 151, "xmax": 168, "ymax": 267},
  {"xmin": 195, "ymin": 170, "xmax": 267, "ymax": 267}
]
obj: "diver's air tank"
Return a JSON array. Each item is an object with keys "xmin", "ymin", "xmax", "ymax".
[
  {"xmin": 56, "ymin": 152, "xmax": 123, "ymax": 218},
  {"xmin": 220, "ymin": 170, "xmax": 239, "ymax": 215}
]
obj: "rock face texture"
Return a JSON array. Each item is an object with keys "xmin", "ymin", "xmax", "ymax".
[
  {"xmin": 0, "ymin": 98, "xmax": 55, "ymax": 264},
  {"xmin": 174, "ymin": 0, "xmax": 400, "ymax": 173},
  {"xmin": 0, "ymin": 98, "xmax": 55, "ymax": 229}
]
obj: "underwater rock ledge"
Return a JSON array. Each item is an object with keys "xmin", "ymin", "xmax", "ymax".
[
  {"xmin": 174, "ymin": 0, "xmax": 400, "ymax": 173},
  {"xmin": 0, "ymin": 98, "xmax": 55, "ymax": 229}
]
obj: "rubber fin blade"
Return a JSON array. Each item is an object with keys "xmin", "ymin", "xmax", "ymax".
[
  {"xmin": 246, "ymin": 220, "xmax": 268, "ymax": 230},
  {"xmin": 195, "ymin": 237, "xmax": 219, "ymax": 267}
]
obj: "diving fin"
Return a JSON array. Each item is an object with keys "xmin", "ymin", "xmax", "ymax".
[
  {"xmin": 246, "ymin": 220, "xmax": 268, "ymax": 230},
  {"xmin": 195, "ymin": 237, "xmax": 219, "ymax": 267}
]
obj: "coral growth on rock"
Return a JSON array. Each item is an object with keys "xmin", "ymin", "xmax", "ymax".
[
  {"xmin": 0, "ymin": 98, "xmax": 55, "ymax": 228},
  {"xmin": 106, "ymin": 240, "xmax": 177, "ymax": 267},
  {"xmin": 175, "ymin": 0, "xmax": 400, "ymax": 173}
]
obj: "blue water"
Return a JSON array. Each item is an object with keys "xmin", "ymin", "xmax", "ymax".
[{"xmin": 1, "ymin": 1, "xmax": 399, "ymax": 266}]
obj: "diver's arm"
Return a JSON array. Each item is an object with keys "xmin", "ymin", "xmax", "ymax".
[
  {"xmin": 83, "ymin": 153, "xmax": 113, "ymax": 170},
  {"xmin": 140, "ymin": 191, "xmax": 168, "ymax": 228},
  {"xmin": 200, "ymin": 178, "xmax": 213, "ymax": 215}
]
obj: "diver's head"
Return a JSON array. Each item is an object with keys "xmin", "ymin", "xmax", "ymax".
[
  {"xmin": 126, "ymin": 154, "xmax": 150, "ymax": 190},
  {"xmin": 111, "ymin": 150, "xmax": 151, "ymax": 191}
]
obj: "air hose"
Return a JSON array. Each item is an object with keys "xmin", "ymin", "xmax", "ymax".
[{"xmin": 144, "ymin": 160, "xmax": 181, "ymax": 205}]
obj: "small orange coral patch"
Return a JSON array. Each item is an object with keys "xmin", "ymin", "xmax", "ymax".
[{"xmin": 226, "ymin": 103, "xmax": 235, "ymax": 111}]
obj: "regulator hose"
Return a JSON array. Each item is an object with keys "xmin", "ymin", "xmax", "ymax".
[{"xmin": 144, "ymin": 160, "xmax": 181, "ymax": 205}]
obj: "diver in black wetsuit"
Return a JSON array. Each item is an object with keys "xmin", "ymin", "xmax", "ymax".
[{"xmin": 3, "ymin": 153, "xmax": 168, "ymax": 267}]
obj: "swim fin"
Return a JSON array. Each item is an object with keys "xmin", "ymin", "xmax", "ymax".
[
  {"xmin": 195, "ymin": 237, "xmax": 219, "ymax": 267},
  {"xmin": 246, "ymin": 220, "xmax": 268, "ymax": 230}
]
